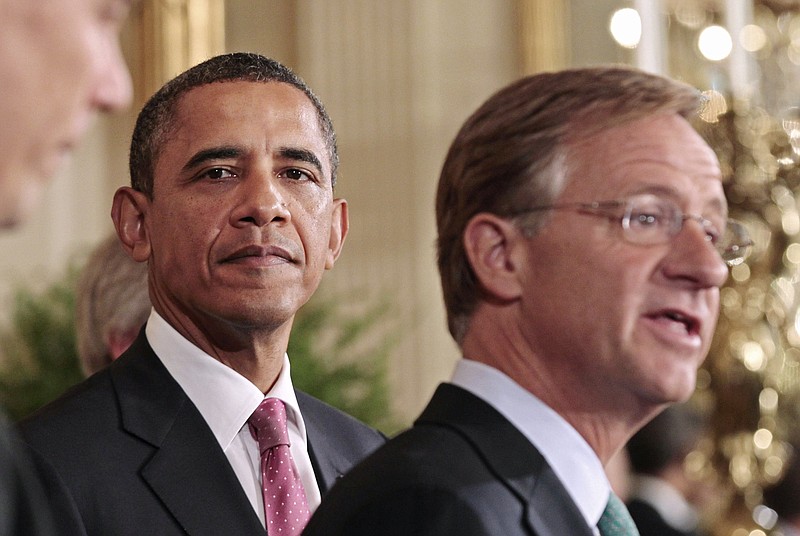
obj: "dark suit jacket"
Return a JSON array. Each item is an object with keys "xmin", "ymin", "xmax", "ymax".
[
  {"xmin": 627, "ymin": 498, "xmax": 699, "ymax": 536},
  {"xmin": 0, "ymin": 413, "xmax": 57, "ymax": 536},
  {"xmin": 303, "ymin": 383, "xmax": 595, "ymax": 536},
  {"xmin": 18, "ymin": 331, "xmax": 386, "ymax": 536}
]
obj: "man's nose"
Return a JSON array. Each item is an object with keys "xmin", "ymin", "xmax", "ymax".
[
  {"xmin": 230, "ymin": 174, "xmax": 292, "ymax": 228},
  {"xmin": 93, "ymin": 40, "xmax": 133, "ymax": 112},
  {"xmin": 663, "ymin": 219, "xmax": 729, "ymax": 289}
]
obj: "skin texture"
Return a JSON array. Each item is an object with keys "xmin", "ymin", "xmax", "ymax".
[
  {"xmin": 462, "ymin": 113, "xmax": 728, "ymax": 463},
  {"xmin": 0, "ymin": 0, "xmax": 133, "ymax": 228},
  {"xmin": 113, "ymin": 81, "xmax": 348, "ymax": 393}
]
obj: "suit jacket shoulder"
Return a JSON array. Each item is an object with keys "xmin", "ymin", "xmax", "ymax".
[
  {"xmin": 18, "ymin": 331, "xmax": 386, "ymax": 536},
  {"xmin": 296, "ymin": 390, "xmax": 386, "ymax": 493},
  {"xmin": 18, "ymin": 332, "xmax": 265, "ymax": 535},
  {"xmin": 0, "ymin": 412, "xmax": 64, "ymax": 536},
  {"xmin": 304, "ymin": 383, "xmax": 594, "ymax": 536}
]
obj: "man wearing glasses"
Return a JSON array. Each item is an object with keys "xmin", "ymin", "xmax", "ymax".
[{"xmin": 304, "ymin": 66, "xmax": 751, "ymax": 535}]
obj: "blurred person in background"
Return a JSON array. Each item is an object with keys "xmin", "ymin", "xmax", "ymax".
[
  {"xmin": 0, "ymin": 0, "xmax": 133, "ymax": 534},
  {"xmin": 76, "ymin": 233, "xmax": 150, "ymax": 376},
  {"xmin": 626, "ymin": 403, "xmax": 712, "ymax": 536}
]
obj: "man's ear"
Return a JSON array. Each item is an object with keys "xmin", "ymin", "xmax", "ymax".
[
  {"xmin": 463, "ymin": 213, "xmax": 525, "ymax": 302},
  {"xmin": 111, "ymin": 187, "xmax": 152, "ymax": 263},
  {"xmin": 325, "ymin": 198, "xmax": 349, "ymax": 270}
]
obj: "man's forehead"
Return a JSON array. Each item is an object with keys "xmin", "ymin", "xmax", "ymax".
[{"xmin": 157, "ymin": 82, "xmax": 331, "ymax": 174}]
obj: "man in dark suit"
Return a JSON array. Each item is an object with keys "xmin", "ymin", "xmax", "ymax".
[
  {"xmin": 626, "ymin": 404, "xmax": 711, "ymax": 536},
  {"xmin": 0, "ymin": 1, "xmax": 133, "ymax": 534},
  {"xmin": 304, "ymin": 67, "xmax": 752, "ymax": 535},
  {"xmin": 19, "ymin": 52, "xmax": 384, "ymax": 536}
]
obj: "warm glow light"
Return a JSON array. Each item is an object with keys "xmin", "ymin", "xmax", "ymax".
[
  {"xmin": 741, "ymin": 24, "xmax": 767, "ymax": 52},
  {"xmin": 787, "ymin": 243, "xmax": 800, "ymax": 263},
  {"xmin": 754, "ymin": 428, "xmax": 773, "ymax": 450},
  {"xmin": 609, "ymin": 8, "xmax": 642, "ymax": 49},
  {"xmin": 699, "ymin": 89, "xmax": 728, "ymax": 123},
  {"xmin": 783, "ymin": 211, "xmax": 800, "ymax": 235},
  {"xmin": 759, "ymin": 388, "xmax": 779, "ymax": 411},
  {"xmin": 764, "ymin": 455, "xmax": 784, "ymax": 478},
  {"xmin": 698, "ymin": 25, "xmax": 733, "ymax": 61},
  {"xmin": 742, "ymin": 341, "xmax": 765, "ymax": 371},
  {"xmin": 731, "ymin": 263, "xmax": 750, "ymax": 283}
]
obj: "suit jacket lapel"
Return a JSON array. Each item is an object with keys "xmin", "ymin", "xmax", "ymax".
[
  {"xmin": 417, "ymin": 384, "xmax": 595, "ymax": 536},
  {"xmin": 110, "ymin": 332, "xmax": 264, "ymax": 535},
  {"xmin": 297, "ymin": 391, "xmax": 349, "ymax": 494}
]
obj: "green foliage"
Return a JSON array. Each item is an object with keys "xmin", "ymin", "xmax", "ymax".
[
  {"xmin": 289, "ymin": 294, "xmax": 399, "ymax": 434},
  {"xmin": 0, "ymin": 269, "xmax": 83, "ymax": 421},
  {"xmin": 0, "ymin": 268, "xmax": 398, "ymax": 434}
]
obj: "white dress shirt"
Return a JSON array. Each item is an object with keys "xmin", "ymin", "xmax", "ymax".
[
  {"xmin": 144, "ymin": 310, "xmax": 322, "ymax": 528},
  {"xmin": 451, "ymin": 358, "xmax": 610, "ymax": 534}
]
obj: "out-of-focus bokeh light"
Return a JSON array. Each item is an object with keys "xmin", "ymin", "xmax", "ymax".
[
  {"xmin": 752, "ymin": 505, "xmax": 779, "ymax": 530},
  {"xmin": 742, "ymin": 341, "xmax": 765, "ymax": 371},
  {"xmin": 699, "ymin": 25, "xmax": 733, "ymax": 61},
  {"xmin": 610, "ymin": 8, "xmax": 642, "ymax": 49},
  {"xmin": 741, "ymin": 24, "xmax": 768, "ymax": 52},
  {"xmin": 753, "ymin": 428, "xmax": 773, "ymax": 450},
  {"xmin": 699, "ymin": 89, "xmax": 728, "ymax": 123},
  {"xmin": 759, "ymin": 387, "xmax": 779, "ymax": 411},
  {"xmin": 674, "ymin": 0, "xmax": 708, "ymax": 29}
]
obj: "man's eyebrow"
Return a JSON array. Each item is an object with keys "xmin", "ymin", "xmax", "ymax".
[
  {"xmin": 182, "ymin": 146, "xmax": 244, "ymax": 173},
  {"xmin": 631, "ymin": 184, "xmax": 728, "ymax": 217},
  {"xmin": 278, "ymin": 147, "xmax": 324, "ymax": 175}
]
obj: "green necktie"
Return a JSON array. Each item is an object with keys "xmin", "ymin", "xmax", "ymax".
[{"xmin": 597, "ymin": 493, "xmax": 640, "ymax": 536}]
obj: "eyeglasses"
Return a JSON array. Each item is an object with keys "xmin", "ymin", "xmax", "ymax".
[{"xmin": 511, "ymin": 193, "xmax": 753, "ymax": 266}]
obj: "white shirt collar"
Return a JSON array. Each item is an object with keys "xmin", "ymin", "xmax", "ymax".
[
  {"xmin": 144, "ymin": 309, "xmax": 307, "ymax": 451},
  {"xmin": 451, "ymin": 358, "xmax": 609, "ymax": 529}
]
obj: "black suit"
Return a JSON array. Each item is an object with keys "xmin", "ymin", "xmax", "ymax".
[
  {"xmin": 627, "ymin": 498, "xmax": 699, "ymax": 536},
  {"xmin": 18, "ymin": 331, "xmax": 385, "ymax": 536},
  {"xmin": 0, "ymin": 413, "xmax": 59, "ymax": 536},
  {"xmin": 303, "ymin": 383, "xmax": 595, "ymax": 536}
]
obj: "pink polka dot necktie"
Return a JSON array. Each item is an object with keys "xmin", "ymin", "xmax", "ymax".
[
  {"xmin": 248, "ymin": 398, "xmax": 310, "ymax": 536},
  {"xmin": 597, "ymin": 493, "xmax": 640, "ymax": 536}
]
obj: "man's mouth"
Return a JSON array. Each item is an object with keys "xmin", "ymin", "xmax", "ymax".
[
  {"xmin": 222, "ymin": 244, "xmax": 294, "ymax": 264},
  {"xmin": 647, "ymin": 309, "xmax": 700, "ymax": 336}
]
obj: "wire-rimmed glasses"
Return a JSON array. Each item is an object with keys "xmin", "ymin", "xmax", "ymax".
[{"xmin": 511, "ymin": 193, "xmax": 753, "ymax": 266}]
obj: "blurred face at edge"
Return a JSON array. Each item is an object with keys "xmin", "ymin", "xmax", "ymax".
[{"xmin": 0, "ymin": 0, "xmax": 133, "ymax": 228}]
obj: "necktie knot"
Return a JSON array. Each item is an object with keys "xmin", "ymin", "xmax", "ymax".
[
  {"xmin": 598, "ymin": 493, "xmax": 640, "ymax": 536},
  {"xmin": 248, "ymin": 398, "xmax": 290, "ymax": 454}
]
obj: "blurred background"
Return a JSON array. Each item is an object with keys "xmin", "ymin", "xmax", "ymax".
[{"xmin": 2, "ymin": 1, "xmax": 800, "ymax": 534}]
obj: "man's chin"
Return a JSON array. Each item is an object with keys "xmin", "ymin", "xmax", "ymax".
[{"xmin": 0, "ymin": 179, "xmax": 47, "ymax": 230}]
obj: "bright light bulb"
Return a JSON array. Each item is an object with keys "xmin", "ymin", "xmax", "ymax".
[
  {"xmin": 698, "ymin": 25, "xmax": 733, "ymax": 61},
  {"xmin": 610, "ymin": 8, "xmax": 642, "ymax": 49}
]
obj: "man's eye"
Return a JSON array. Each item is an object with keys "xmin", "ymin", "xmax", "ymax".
[
  {"xmin": 203, "ymin": 168, "xmax": 235, "ymax": 180},
  {"xmin": 630, "ymin": 211, "xmax": 665, "ymax": 227},
  {"xmin": 280, "ymin": 168, "xmax": 312, "ymax": 181},
  {"xmin": 703, "ymin": 223, "xmax": 722, "ymax": 244}
]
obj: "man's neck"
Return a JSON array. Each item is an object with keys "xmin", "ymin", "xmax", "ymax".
[{"xmin": 154, "ymin": 306, "xmax": 293, "ymax": 393}]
